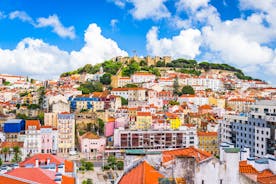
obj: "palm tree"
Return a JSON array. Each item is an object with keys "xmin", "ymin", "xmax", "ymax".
[
  {"xmin": 2, "ymin": 147, "xmax": 9, "ymax": 162},
  {"xmin": 12, "ymin": 146, "xmax": 21, "ymax": 163}
]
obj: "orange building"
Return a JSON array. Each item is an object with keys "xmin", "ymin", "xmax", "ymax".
[{"xmin": 197, "ymin": 131, "xmax": 218, "ymax": 156}]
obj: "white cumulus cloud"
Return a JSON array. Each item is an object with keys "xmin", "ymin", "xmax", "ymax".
[
  {"xmin": 203, "ymin": 25, "xmax": 274, "ymax": 66},
  {"xmin": 110, "ymin": 0, "xmax": 170, "ymax": 20},
  {"xmin": 176, "ymin": 0, "xmax": 210, "ymax": 12},
  {"xmin": 36, "ymin": 14, "xmax": 76, "ymax": 39},
  {"xmin": 9, "ymin": 11, "xmax": 34, "ymax": 24},
  {"xmin": 70, "ymin": 23, "xmax": 128, "ymax": 68},
  {"xmin": 0, "ymin": 23, "xmax": 128, "ymax": 79},
  {"xmin": 8, "ymin": 11, "xmax": 75, "ymax": 39},
  {"xmin": 0, "ymin": 38, "xmax": 70, "ymax": 79},
  {"xmin": 130, "ymin": 0, "xmax": 170, "ymax": 20},
  {"xmin": 146, "ymin": 26, "xmax": 202, "ymax": 59}
]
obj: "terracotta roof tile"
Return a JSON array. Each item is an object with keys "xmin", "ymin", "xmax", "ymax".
[
  {"xmin": 162, "ymin": 147, "xmax": 212, "ymax": 163},
  {"xmin": 197, "ymin": 132, "xmax": 218, "ymax": 136},
  {"xmin": 239, "ymin": 161, "xmax": 276, "ymax": 184},
  {"xmin": 119, "ymin": 161, "xmax": 164, "ymax": 184},
  {"xmin": 6, "ymin": 168, "xmax": 56, "ymax": 184},
  {"xmin": 61, "ymin": 175, "xmax": 75, "ymax": 184},
  {"xmin": 258, "ymin": 176, "xmax": 276, "ymax": 184},
  {"xmin": 19, "ymin": 153, "xmax": 64, "ymax": 168},
  {"xmin": 25, "ymin": 120, "xmax": 40, "ymax": 130},
  {"xmin": 0, "ymin": 175, "xmax": 31, "ymax": 184},
  {"xmin": 81, "ymin": 132, "xmax": 100, "ymax": 139},
  {"xmin": 137, "ymin": 112, "xmax": 151, "ymax": 116}
]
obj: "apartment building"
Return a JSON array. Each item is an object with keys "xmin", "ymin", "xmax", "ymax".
[
  {"xmin": 220, "ymin": 100, "xmax": 276, "ymax": 157},
  {"xmin": 44, "ymin": 112, "xmax": 58, "ymax": 128},
  {"xmin": 131, "ymin": 72, "xmax": 156, "ymax": 83},
  {"xmin": 114, "ymin": 126, "xmax": 198, "ymax": 150},
  {"xmin": 57, "ymin": 113, "xmax": 75, "ymax": 153},
  {"xmin": 198, "ymin": 131, "xmax": 219, "ymax": 156},
  {"xmin": 25, "ymin": 120, "xmax": 41, "ymax": 155}
]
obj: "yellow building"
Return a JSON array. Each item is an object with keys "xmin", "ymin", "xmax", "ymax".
[
  {"xmin": 208, "ymin": 96, "xmax": 226, "ymax": 108},
  {"xmin": 166, "ymin": 112, "xmax": 181, "ymax": 129},
  {"xmin": 22, "ymin": 93, "xmax": 39, "ymax": 105},
  {"xmin": 111, "ymin": 75, "xmax": 119, "ymax": 88},
  {"xmin": 197, "ymin": 131, "xmax": 218, "ymax": 156},
  {"xmin": 136, "ymin": 112, "xmax": 152, "ymax": 130},
  {"xmin": 44, "ymin": 112, "xmax": 58, "ymax": 128}
]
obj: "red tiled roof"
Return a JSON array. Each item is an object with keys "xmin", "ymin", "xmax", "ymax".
[
  {"xmin": 258, "ymin": 176, "xmax": 276, "ymax": 184},
  {"xmin": 162, "ymin": 147, "xmax": 212, "ymax": 163},
  {"xmin": 25, "ymin": 120, "xmax": 40, "ymax": 130},
  {"xmin": 137, "ymin": 112, "xmax": 151, "ymax": 116},
  {"xmin": 112, "ymin": 87, "xmax": 146, "ymax": 91},
  {"xmin": 108, "ymin": 117, "xmax": 116, "ymax": 122},
  {"xmin": 81, "ymin": 132, "xmax": 100, "ymax": 139},
  {"xmin": 239, "ymin": 161, "xmax": 276, "ymax": 184},
  {"xmin": 119, "ymin": 161, "xmax": 164, "ymax": 184},
  {"xmin": 0, "ymin": 174, "xmax": 31, "ymax": 184},
  {"xmin": 61, "ymin": 175, "xmax": 75, "ymax": 184},
  {"xmin": 133, "ymin": 72, "xmax": 155, "ymax": 76},
  {"xmin": 6, "ymin": 168, "xmax": 56, "ymax": 184},
  {"xmin": 197, "ymin": 132, "xmax": 218, "ymax": 136},
  {"xmin": 19, "ymin": 154, "xmax": 64, "ymax": 167},
  {"xmin": 199, "ymin": 105, "xmax": 212, "ymax": 110},
  {"xmin": 41, "ymin": 125, "xmax": 53, "ymax": 129}
]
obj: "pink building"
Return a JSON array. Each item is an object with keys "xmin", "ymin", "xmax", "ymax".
[
  {"xmin": 79, "ymin": 132, "xmax": 106, "ymax": 159},
  {"xmin": 40, "ymin": 126, "xmax": 58, "ymax": 154},
  {"xmin": 104, "ymin": 121, "xmax": 115, "ymax": 137}
]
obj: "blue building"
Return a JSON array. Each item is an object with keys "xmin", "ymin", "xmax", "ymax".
[
  {"xmin": 68, "ymin": 95, "xmax": 99, "ymax": 111},
  {"xmin": 3, "ymin": 119, "xmax": 25, "ymax": 133},
  {"xmin": 3, "ymin": 119, "xmax": 25, "ymax": 142}
]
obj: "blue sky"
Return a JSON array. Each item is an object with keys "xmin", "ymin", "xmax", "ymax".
[{"xmin": 0, "ymin": 0, "xmax": 275, "ymax": 84}]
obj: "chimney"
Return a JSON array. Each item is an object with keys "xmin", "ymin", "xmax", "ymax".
[
  {"xmin": 35, "ymin": 159, "xmax": 39, "ymax": 167},
  {"xmin": 240, "ymin": 147, "xmax": 250, "ymax": 161},
  {"xmin": 47, "ymin": 158, "xmax": 50, "ymax": 165}
]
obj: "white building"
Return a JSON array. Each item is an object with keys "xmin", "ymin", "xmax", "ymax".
[
  {"xmin": 178, "ymin": 94, "xmax": 209, "ymax": 106},
  {"xmin": 131, "ymin": 72, "xmax": 156, "ymax": 83},
  {"xmin": 47, "ymin": 94, "xmax": 70, "ymax": 113},
  {"xmin": 25, "ymin": 120, "xmax": 41, "ymax": 155}
]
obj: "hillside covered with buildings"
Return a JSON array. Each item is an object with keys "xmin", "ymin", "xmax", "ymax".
[{"xmin": 0, "ymin": 55, "xmax": 275, "ymax": 184}]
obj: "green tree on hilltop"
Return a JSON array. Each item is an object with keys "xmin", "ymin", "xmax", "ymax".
[
  {"xmin": 181, "ymin": 85, "xmax": 195, "ymax": 95},
  {"xmin": 100, "ymin": 73, "xmax": 112, "ymax": 85}
]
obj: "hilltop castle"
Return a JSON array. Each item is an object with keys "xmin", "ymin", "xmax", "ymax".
[{"xmin": 111, "ymin": 55, "xmax": 172, "ymax": 66}]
